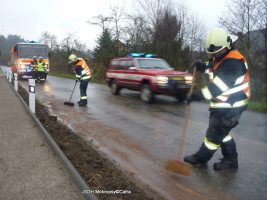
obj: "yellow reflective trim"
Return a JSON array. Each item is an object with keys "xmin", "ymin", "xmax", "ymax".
[
  {"xmin": 204, "ymin": 137, "xmax": 220, "ymax": 150},
  {"xmin": 223, "ymin": 82, "xmax": 249, "ymax": 95},
  {"xmin": 210, "ymin": 99, "xmax": 249, "ymax": 108},
  {"xmin": 222, "ymin": 134, "xmax": 232, "ymax": 142},
  {"xmin": 215, "ymin": 95, "xmax": 228, "ymax": 101},
  {"xmin": 234, "ymin": 75, "xmax": 245, "ymax": 85},
  {"xmin": 213, "ymin": 76, "xmax": 229, "ymax": 92},
  {"xmin": 233, "ymin": 99, "xmax": 249, "ymax": 107},
  {"xmin": 202, "ymin": 87, "xmax": 212, "ymax": 100},
  {"xmin": 81, "ymin": 76, "xmax": 91, "ymax": 80},
  {"xmin": 81, "ymin": 96, "xmax": 87, "ymax": 99}
]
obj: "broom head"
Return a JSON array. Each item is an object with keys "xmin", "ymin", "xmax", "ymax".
[
  {"xmin": 165, "ymin": 159, "xmax": 192, "ymax": 176},
  {"xmin": 64, "ymin": 102, "xmax": 74, "ymax": 106}
]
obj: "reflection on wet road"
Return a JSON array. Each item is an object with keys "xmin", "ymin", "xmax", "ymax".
[{"xmin": 4, "ymin": 68, "xmax": 266, "ymax": 200}]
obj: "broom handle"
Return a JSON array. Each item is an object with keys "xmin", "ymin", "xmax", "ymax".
[
  {"xmin": 178, "ymin": 66, "xmax": 197, "ymax": 159},
  {"xmin": 69, "ymin": 81, "xmax": 77, "ymax": 102}
]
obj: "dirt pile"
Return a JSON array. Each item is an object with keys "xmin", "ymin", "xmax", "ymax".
[{"xmin": 17, "ymin": 85, "xmax": 164, "ymax": 200}]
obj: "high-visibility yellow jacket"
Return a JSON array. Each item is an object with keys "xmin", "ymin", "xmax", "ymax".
[{"xmin": 37, "ymin": 61, "xmax": 46, "ymax": 72}]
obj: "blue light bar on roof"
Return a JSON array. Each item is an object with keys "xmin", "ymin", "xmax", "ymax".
[
  {"xmin": 145, "ymin": 54, "xmax": 158, "ymax": 58},
  {"xmin": 128, "ymin": 53, "xmax": 145, "ymax": 57},
  {"xmin": 128, "ymin": 53, "xmax": 158, "ymax": 58},
  {"xmin": 24, "ymin": 40, "xmax": 40, "ymax": 43}
]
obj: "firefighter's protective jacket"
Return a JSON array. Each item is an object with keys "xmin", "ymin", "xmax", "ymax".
[
  {"xmin": 30, "ymin": 60, "xmax": 37, "ymax": 71},
  {"xmin": 73, "ymin": 58, "xmax": 91, "ymax": 81},
  {"xmin": 193, "ymin": 50, "xmax": 250, "ymax": 109}
]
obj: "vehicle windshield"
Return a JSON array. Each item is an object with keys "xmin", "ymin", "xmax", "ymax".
[
  {"xmin": 137, "ymin": 59, "xmax": 172, "ymax": 69},
  {"xmin": 18, "ymin": 44, "xmax": 48, "ymax": 59}
]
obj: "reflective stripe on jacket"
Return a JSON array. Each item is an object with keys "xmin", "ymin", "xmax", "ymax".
[{"xmin": 202, "ymin": 50, "xmax": 250, "ymax": 108}]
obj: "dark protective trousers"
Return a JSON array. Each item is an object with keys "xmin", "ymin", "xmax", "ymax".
[
  {"xmin": 80, "ymin": 79, "xmax": 90, "ymax": 103},
  {"xmin": 32, "ymin": 71, "xmax": 37, "ymax": 80},
  {"xmin": 195, "ymin": 109, "xmax": 244, "ymax": 162},
  {"xmin": 37, "ymin": 71, "xmax": 46, "ymax": 82}
]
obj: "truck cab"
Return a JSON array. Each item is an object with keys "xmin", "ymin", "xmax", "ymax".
[{"xmin": 11, "ymin": 41, "xmax": 50, "ymax": 79}]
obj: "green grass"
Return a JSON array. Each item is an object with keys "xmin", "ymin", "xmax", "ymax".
[
  {"xmin": 247, "ymin": 101, "xmax": 267, "ymax": 113},
  {"xmin": 48, "ymin": 72, "xmax": 106, "ymax": 84}
]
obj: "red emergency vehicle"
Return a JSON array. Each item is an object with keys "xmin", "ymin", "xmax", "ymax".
[{"xmin": 106, "ymin": 53, "xmax": 193, "ymax": 103}]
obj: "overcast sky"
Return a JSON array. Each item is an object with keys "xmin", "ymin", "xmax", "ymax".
[{"xmin": 0, "ymin": 0, "xmax": 228, "ymax": 50}]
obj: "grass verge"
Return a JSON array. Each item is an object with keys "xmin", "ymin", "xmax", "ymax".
[
  {"xmin": 248, "ymin": 101, "xmax": 267, "ymax": 113},
  {"xmin": 48, "ymin": 72, "xmax": 106, "ymax": 84}
]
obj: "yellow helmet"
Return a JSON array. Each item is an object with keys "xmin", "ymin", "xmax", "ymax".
[
  {"xmin": 68, "ymin": 54, "xmax": 77, "ymax": 64},
  {"xmin": 205, "ymin": 28, "xmax": 232, "ymax": 54}
]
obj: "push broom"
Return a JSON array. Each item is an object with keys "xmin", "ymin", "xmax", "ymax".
[
  {"xmin": 165, "ymin": 66, "xmax": 197, "ymax": 176},
  {"xmin": 64, "ymin": 81, "xmax": 77, "ymax": 106}
]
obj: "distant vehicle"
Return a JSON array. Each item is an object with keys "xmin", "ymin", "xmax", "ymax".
[
  {"xmin": 106, "ymin": 53, "xmax": 194, "ymax": 103},
  {"xmin": 10, "ymin": 41, "xmax": 50, "ymax": 80}
]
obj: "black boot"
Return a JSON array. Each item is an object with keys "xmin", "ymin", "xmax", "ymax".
[
  {"xmin": 78, "ymin": 101, "xmax": 87, "ymax": 106},
  {"xmin": 213, "ymin": 158, "xmax": 238, "ymax": 170},
  {"xmin": 184, "ymin": 154, "xmax": 206, "ymax": 165}
]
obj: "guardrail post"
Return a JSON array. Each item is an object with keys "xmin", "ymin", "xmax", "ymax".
[
  {"xmin": 29, "ymin": 79, "xmax": 35, "ymax": 114},
  {"xmin": 8, "ymin": 71, "xmax": 12, "ymax": 83},
  {"xmin": 14, "ymin": 73, "xmax": 18, "ymax": 91}
]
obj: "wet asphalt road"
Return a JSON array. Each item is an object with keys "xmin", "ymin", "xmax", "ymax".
[{"xmin": 2, "ymin": 66, "xmax": 266, "ymax": 200}]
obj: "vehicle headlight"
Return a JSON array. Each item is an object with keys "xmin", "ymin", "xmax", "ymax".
[
  {"xmin": 21, "ymin": 64, "xmax": 26, "ymax": 69},
  {"xmin": 157, "ymin": 76, "xmax": 168, "ymax": 84},
  {"xmin": 185, "ymin": 76, "xmax": 193, "ymax": 84}
]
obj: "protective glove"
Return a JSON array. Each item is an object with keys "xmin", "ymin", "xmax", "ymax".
[
  {"xmin": 75, "ymin": 79, "xmax": 78, "ymax": 83},
  {"xmin": 192, "ymin": 60, "xmax": 206, "ymax": 72},
  {"xmin": 220, "ymin": 109, "xmax": 241, "ymax": 128}
]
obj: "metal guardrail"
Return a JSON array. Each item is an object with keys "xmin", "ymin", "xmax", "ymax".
[{"xmin": 3, "ymin": 68, "xmax": 98, "ymax": 200}]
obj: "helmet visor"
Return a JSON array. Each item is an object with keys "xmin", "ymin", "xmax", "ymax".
[{"xmin": 207, "ymin": 44, "xmax": 223, "ymax": 53}]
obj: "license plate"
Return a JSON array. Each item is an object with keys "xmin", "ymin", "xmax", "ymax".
[{"xmin": 170, "ymin": 77, "xmax": 184, "ymax": 80}]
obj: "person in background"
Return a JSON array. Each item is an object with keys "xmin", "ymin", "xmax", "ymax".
[
  {"xmin": 68, "ymin": 54, "xmax": 91, "ymax": 106},
  {"xmin": 184, "ymin": 27, "xmax": 250, "ymax": 170},
  {"xmin": 37, "ymin": 57, "xmax": 47, "ymax": 83},
  {"xmin": 30, "ymin": 56, "xmax": 38, "ymax": 81}
]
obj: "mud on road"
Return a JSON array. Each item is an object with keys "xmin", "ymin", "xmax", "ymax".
[{"xmin": 18, "ymin": 85, "xmax": 164, "ymax": 200}]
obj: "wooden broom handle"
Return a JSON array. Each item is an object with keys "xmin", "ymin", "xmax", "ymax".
[{"xmin": 178, "ymin": 66, "xmax": 197, "ymax": 159}]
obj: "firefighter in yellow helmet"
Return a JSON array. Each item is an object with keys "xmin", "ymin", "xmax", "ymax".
[
  {"xmin": 37, "ymin": 57, "xmax": 47, "ymax": 83},
  {"xmin": 184, "ymin": 28, "xmax": 250, "ymax": 170},
  {"xmin": 68, "ymin": 54, "xmax": 91, "ymax": 106}
]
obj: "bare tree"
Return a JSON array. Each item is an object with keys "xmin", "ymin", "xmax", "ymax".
[
  {"xmin": 219, "ymin": 0, "xmax": 267, "ymax": 102},
  {"xmin": 109, "ymin": 3, "xmax": 127, "ymax": 40},
  {"xmin": 87, "ymin": 14, "xmax": 112, "ymax": 32},
  {"xmin": 39, "ymin": 31, "xmax": 58, "ymax": 51}
]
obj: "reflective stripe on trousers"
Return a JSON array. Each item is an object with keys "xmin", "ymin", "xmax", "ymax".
[
  {"xmin": 80, "ymin": 79, "xmax": 89, "ymax": 102},
  {"xmin": 195, "ymin": 112, "xmax": 238, "ymax": 162}
]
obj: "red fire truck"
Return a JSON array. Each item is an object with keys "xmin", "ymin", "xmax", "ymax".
[{"xmin": 11, "ymin": 41, "xmax": 50, "ymax": 79}]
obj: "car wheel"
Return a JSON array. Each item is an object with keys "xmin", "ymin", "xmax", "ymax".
[
  {"xmin": 140, "ymin": 84, "xmax": 154, "ymax": 103},
  {"xmin": 111, "ymin": 80, "xmax": 120, "ymax": 95}
]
